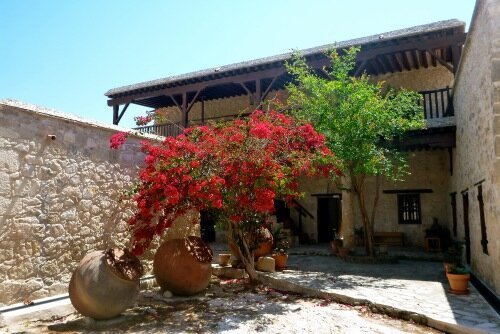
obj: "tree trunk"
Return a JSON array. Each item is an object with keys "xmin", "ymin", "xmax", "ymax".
[
  {"xmin": 228, "ymin": 222, "xmax": 258, "ymax": 282},
  {"xmin": 351, "ymin": 174, "xmax": 375, "ymax": 257}
]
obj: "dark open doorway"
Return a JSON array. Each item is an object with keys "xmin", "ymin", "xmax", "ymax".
[
  {"xmin": 200, "ymin": 210, "xmax": 216, "ymax": 242},
  {"xmin": 316, "ymin": 195, "xmax": 341, "ymax": 243}
]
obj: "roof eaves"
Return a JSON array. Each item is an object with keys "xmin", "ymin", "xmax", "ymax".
[{"xmin": 105, "ymin": 19, "xmax": 465, "ymax": 98}]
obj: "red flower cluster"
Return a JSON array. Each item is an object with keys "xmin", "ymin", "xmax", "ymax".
[
  {"xmin": 134, "ymin": 115, "xmax": 153, "ymax": 126},
  {"xmin": 109, "ymin": 132, "xmax": 129, "ymax": 149},
  {"xmin": 123, "ymin": 110, "xmax": 340, "ymax": 255}
]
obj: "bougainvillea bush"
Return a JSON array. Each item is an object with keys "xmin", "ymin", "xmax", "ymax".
[{"xmin": 111, "ymin": 109, "xmax": 339, "ymax": 279}]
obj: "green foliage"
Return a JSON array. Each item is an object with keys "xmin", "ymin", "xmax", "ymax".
[{"xmin": 286, "ymin": 47, "xmax": 425, "ymax": 180}]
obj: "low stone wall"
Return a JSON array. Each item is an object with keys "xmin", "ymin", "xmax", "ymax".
[{"xmin": 0, "ymin": 100, "xmax": 155, "ymax": 305}]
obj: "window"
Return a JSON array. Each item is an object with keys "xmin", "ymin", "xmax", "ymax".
[{"xmin": 398, "ymin": 194, "xmax": 421, "ymax": 224}]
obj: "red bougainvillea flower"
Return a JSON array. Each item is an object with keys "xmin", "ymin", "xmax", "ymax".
[
  {"xmin": 117, "ymin": 109, "xmax": 340, "ymax": 255},
  {"xmin": 110, "ymin": 132, "xmax": 129, "ymax": 149}
]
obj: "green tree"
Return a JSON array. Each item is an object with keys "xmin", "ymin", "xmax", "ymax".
[{"xmin": 286, "ymin": 48, "xmax": 424, "ymax": 256}]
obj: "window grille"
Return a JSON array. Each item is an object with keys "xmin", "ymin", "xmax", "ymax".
[{"xmin": 398, "ymin": 194, "xmax": 421, "ymax": 224}]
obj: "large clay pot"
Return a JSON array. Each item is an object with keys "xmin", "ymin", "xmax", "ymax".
[
  {"xmin": 154, "ymin": 236, "xmax": 213, "ymax": 296},
  {"xmin": 69, "ymin": 248, "xmax": 143, "ymax": 320}
]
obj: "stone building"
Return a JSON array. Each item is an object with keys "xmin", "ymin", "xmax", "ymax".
[
  {"xmin": 0, "ymin": 0, "xmax": 497, "ymax": 307},
  {"xmin": 104, "ymin": 0, "xmax": 499, "ymax": 297}
]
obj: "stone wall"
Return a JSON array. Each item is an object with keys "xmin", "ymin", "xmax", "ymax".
[
  {"xmin": 451, "ymin": 0, "xmax": 500, "ymax": 296},
  {"xmin": 0, "ymin": 100, "xmax": 154, "ymax": 306},
  {"xmin": 293, "ymin": 150, "xmax": 451, "ymax": 247}
]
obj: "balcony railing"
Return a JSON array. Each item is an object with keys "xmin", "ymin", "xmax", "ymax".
[
  {"xmin": 134, "ymin": 87, "xmax": 454, "ymax": 137},
  {"xmin": 133, "ymin": 123, "xmax": 183, "ymax": 137},
  {"xmin": 419, "ymin": 86, "xmax": 454, "ymax": 119}
]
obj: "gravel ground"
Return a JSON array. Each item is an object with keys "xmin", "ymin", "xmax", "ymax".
[{"xmin": 10, "ymin": 278, "xmax": 442, "ymax": 334}]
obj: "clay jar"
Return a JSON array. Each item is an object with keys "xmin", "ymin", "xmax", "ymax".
[
  {"xmin": 229, "ymin": 227, "xmax": 273, "ymax": 260},
  {"xmin": 154, "ymin": 236, "xmax": 213, "ymax": 296},
  {"xmin": 69, "ymin": 248, "xmax": 143, "ymax": 320}
]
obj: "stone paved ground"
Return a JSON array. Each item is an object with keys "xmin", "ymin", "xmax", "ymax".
[
  {"xmin": 269, "ymin": 251, "xmax": 500, "ymax": 334},
  {"xmin": 1, "ymin": 279, "xmax": 443, "ymax": 334}
]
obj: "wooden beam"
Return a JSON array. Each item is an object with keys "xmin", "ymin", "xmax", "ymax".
[
  {"xmin": 401, "ymin": 51, "xmax": 412, "ymax": 71},
  {"xmin": 261, "ymin": 76, "xmax": 279, "ymax": 102},
  {"xmin": 255, "ymin": 79, "xmax": 261, "ymax": 105},
  {"xmin": 425, "ymin": 49, "xmax": 454, "ymax": 73},
  {"xmin": 186, "ymin": 89, "xmax": 202, "ymax": 114},
  {"xmin": 116, "ymin": 103, "xmax": 129, "ymax": 125},
  {"xmin": 201, "ymin": 96, "xmax": 205, "ymax": 124},
  {"xmin": 239, "ymin": 82, "xmax": 254, "ymax": 104},
  {"xmin": 451, "ymin": 45, "xmax": 461, "ymax": 74},
  {"xmin": 430, "ymin": 49, "xmax": 437, "ymax": 67},
  {"xmin": 181, "ymin": 91, "xmax": 188, "ymax": 127},
  {"xmin": 411, "ymin": 49, "xmax": 420, "ymax": 70},
  {"xmin": 366, "ymin": 61, "xmax": 380, "ymax": 76},
  {"xmin": 354, "ymin": 60, "xmax": 368, "ymax": 77},
  {"xmin": 112, "ymin": 105, "xmax": 119, "ymax": 125},
  {"xmin": 169, "ymin": 95, "xmax": 181, "ymax": 110},
  {"xmin": 383, "ymin": 54, "xmax": 396, "ymax": 73},
  {"xmin": 391, "ymin": 54, "xmax": 403, "ymax": 72},
  {"xmin": 420, "ymin": 50, "xmax": 429, "ymax": 68},
  {"xmin": 375, "ymin": 56, "xmax": 389, "ymax": 73},
  {"xmin": 383, "ymin": 189, "xmax": 433, "ymax": 194}
]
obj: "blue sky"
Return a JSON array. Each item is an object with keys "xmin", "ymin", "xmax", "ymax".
[{"xmin": 1, "ymin": 1, "xmax": 475, "ymax": 128}]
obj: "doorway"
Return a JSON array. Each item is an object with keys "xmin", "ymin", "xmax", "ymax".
[
  {"xmin": 317, "ymin": 196, "xmax": 341, "ymax": 243},
  {"xmin": 200, "ymin": 211, "xmax": 216, "ymax": 242}
]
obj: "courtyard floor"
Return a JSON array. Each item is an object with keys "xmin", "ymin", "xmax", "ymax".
[{"xmin": 1, "ymin": 244, "xmax": 499, "ymax": 333}]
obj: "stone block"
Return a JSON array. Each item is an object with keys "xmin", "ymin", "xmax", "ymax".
[
  {"xmin": 211, "ymin": 264, "xmax": 247, "ymax": 279},
  {"xmin": 0, "ymin": 150, "xmax": 19, "ymax": 172},
  {"xmin": 255, "ymin": 256, "xmax": 275, "ymax": 273},
  {"xmin": 0, "ymin": 171, "xmax": 10, "ymax": 196}
]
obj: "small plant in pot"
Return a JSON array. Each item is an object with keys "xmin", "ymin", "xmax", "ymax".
[
  {"xmin": 272, "ymin": 240, "xmax": 290, "ymax": 270},
  {"xmin": 443, "ymin": 240, "xmax": 464, "ymax": 273},
  {"xmin": 446, "ymin": 264, "xmax": 470, "ymax": 295},
  {"xmin": 443, "ymin": 240, "xmax": 470, "ymax": 294}
]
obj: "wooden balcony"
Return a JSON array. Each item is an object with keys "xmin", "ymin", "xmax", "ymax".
[
  {"xmin": 133, "ymin": 123, "xmax": 183, "ymax": 138},
  {"xmin": 420, "ymin": 86, "xmax": 453, "ymax": 119},
  {"xmin": 134, "ymin": 87, "xmax": 454, "ymax": 138}
]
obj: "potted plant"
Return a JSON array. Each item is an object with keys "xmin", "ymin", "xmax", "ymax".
[
  {"xmin": 443, "ymin": 240, "xmax": 470, "ymax": 294},
  {"xmin": 272, "ymin": 240, "xmax": 290, "ymax": 270},
  {"xmin": 443, "ymin": 240, "xmax": 463, "ymax": 273},
  {"xmin": 446, "ymin": 265, "xmax": 470, "ymax": 294}
]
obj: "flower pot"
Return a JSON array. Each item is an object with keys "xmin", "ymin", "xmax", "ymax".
[
  {"xmin": 272, "ymin": 253, "xmax": 288, "ymax": 270},
  {"xmin": 229, "ymin": 228, "xmax": 273, "ymax": 260},
  {"xmin": 218, "ymin": 253, "xmax": 231, "ymax": 266},
  {"xmin": 330, "ymin": 239, "xmax": 343, "ymax": 255},
  {"xmin": 446, "ymin": 272, "xmax": 470, "ymax": 294},
  {"xmin": 69, "ymin": 248, "xmax": 143, "ymax": 320},
  {"xmin": 154, "ymin": 236, "xmax": 213, "ymax": 296}
]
